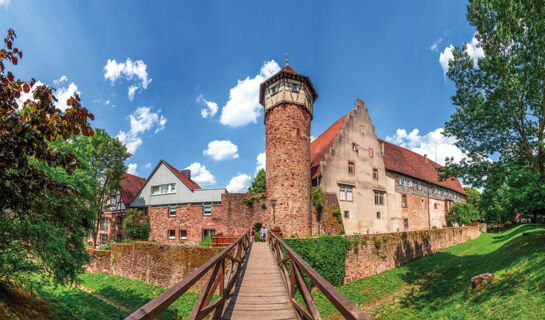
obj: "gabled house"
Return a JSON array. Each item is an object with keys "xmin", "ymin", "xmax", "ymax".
[
  {"xmin": 96, "ymin": 172, "xmax": 146, "ymax": 245},
  {"xmin": 131, "ymin": 160, "xmax": 228, "ymax": 243},
  {"xmin": 311, "ymin": 98, "xmax": 465, "ymax": 235}
]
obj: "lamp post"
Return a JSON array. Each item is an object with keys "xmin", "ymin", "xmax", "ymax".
[{"xmin": 270, "ymin": 197, "xmax": 277, "ymax": 228}]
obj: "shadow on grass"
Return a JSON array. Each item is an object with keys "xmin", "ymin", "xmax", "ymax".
[{"xmin": 389, "ymin": 225, "xmax": 545, "ymax": 317}]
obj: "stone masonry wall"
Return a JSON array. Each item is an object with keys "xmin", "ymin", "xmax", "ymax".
[
  {"xmin": 86, "ymin": 241, "xmax": 221, "ymax": 290},
  {"xmin": 266, "ymin": 104, "xmax": 313, "ymax": 237},
  {"xmin": 344, "ymin": 224, "xmax": 486, "ymax": 283},
  {"xmin": 148, "ymin": 204, "xmax": 227, "ymax": 244}
]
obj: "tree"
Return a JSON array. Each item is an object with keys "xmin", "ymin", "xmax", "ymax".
[
  {"xmin": 311, "ymin": 186, "xmax": 326, "ymax": 234},
  {"xmin": 247, "ymin": 169, "xmax": 266, "ymax": 193},
  {"xmin": 0, "ymin": 29, "xmax": 94, "ymax": 287},
  {"xmin": 71, "ymin": 129, "xmax": 130, "ymax": 248},
  {"xmin": 447, "ymin": 187, "xmax": 482, "ymax": 225},
  {"xmin": 440, "ymin": 0, "xmax": 545, "ymax": 221},
  {"xmin": 123, "ymin": 208, "xmax": 151, "ymax": 241}
]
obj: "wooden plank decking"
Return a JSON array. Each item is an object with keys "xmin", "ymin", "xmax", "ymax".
[{"xmin": 221, "ymin": 242, "xmax": 297, "ymax": 320}]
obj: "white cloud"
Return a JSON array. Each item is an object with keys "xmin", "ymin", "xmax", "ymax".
[
  {"xmin": 197, "ymin": 94, "xmax": 218, "ymax": 118},
  {"xmin": 386, "ymin": 128, "xmax": 465, "ymax": 165},
  {"xmin": 116, "ymin": 106, "xmax": 167, "ymax": 154},
  {"xmin": 185, "ymin": 162, "xmax": 216, "ymax": 185},
  {"xmin": 256, "ymin": 152, "xmax": 266, "ymax": 175},
  {"xmin": 203, "ymin": 140, "xmax": 239, "ymax": 161},
  {"xmin": 127, "ymin": 163, "xmax": 138, "ymax": 175},
  {"xmin": 16, "ymin": 80, "xmax": 44, "ymax": 108},
  {"xmin": 0, "ymin": 0, "xmax": 10, "ymax": 7},
  {"xmin": 53, "ymin": 75, "xmax": 68, "ymax": 86},
  {"xmin": 226, "ymin": 174, "xmax": 251, "ymax": 193},
  {"xmin": 55, "ymin": 82, "xmax": 80, "ymax": 111},
  {"xmin": 465, "ymin": 34, "xmax": 485, "ymax": 66},
  {"xmin": 144, "ymin": 162, "xmax": 152, "ymax": 169},
  {"xmin": 430, "ymin": 38, "xmax": 442, "ymax": 52},
  {"xmin": 219, "ymin": 60, "xmax": 280, "ymax": 127},
  {"xmin": 439, "ymin": 45, "xmax": 454, "ymax": 74},
  {"xmin": 439, "ymin": 34, "xmax": 484, "ymax": 74},
  {"xmin": 104, "ymin": 58, "xmax": 151, "ymax": 101}
]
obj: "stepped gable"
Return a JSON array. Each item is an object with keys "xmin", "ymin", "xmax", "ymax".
[
  {"xmin": 119, "ymin": 173, "xmax": 146, "ymax": 205},
  {"xmin": 310, "ymin": 114, "xmax": 465, "ymax": 195},
  {"xmin": 379, "ymin": 139, "xmax": 465, "ymax": 195},
  {"xmin": 161, "ymin": 160, "xmax": 201, "ymax": 190},
  {"xmin": 310, "ymin": 115, "xmax": 348, "ymax": 179}
]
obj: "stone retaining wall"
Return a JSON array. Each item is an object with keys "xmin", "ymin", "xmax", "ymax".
[
  {"xmin": 86, "ymin": 241, "xmax": 220, "ymax": 290},
  {"xmin": 344, "ymin": 224, "xmax": 486, "ymax": 283}
]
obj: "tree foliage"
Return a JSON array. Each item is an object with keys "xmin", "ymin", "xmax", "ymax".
[
  {"xmin": 0, "ymin": 29, "xmax": 95, "ymax": 287},
  {"xmin": 440, "ymin": 1, "xmax": 545, "ymax": 222},
  {"xmin": 123, "ymin": 208, "xmax": 151, "ymax": 241},
  {"xmin": 247, "ymin": 169, "xmax": 266, "ymax": 194}
]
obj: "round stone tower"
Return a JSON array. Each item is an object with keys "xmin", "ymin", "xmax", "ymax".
[{"xmin": 258, "ymin": 63, "xmax": 318, "ymax": 236}]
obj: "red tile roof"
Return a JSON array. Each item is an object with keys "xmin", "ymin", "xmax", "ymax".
[
  {"xmin": 310, "ymin": 114, "xmax": 465, "ymax": 195},
  {"xmin": 280, "ymin": 65, "xmax": 297, "ymax": 74},
  {"xmin": 310, "ymin": 115, "xmax": 348, "ymax": 179},
  {"xmin": 119, "ymin": 173, "xmax": 146, "ymax": 205},
  {"xmin": 379, "ymin": 140, "xmax": 465, "ymax": 195},
  {"xmin": 161, "ymin": 160, "xmax": 201, "ymax": 190}
]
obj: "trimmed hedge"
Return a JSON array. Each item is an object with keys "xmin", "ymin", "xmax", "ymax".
[{"xmin": 283, "ymin": 235, "xmax": 350, "ymax": 287}]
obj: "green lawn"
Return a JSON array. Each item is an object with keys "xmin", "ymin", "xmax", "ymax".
[{"xmin": 312, "ymin": 224, "xmax": 545, "ymax": 319}]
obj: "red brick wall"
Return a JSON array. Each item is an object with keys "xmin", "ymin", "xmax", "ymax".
[
  {"xmin": 95, "ymin": 212, "xmax": 125, "ymax": 246},
  {"xmin": 344, "ymin": 224, "xmax": 486, "ymax": 283},
  {"xmin": 265, "ymin": 104, "xmax": 313, "ymax": 236},
  {"xmin": 148, "ymin": 204, "xmax": 227, "ymax": 244},
  {"xmin": 86, "ymin": 242, "xmax": 221, "ymax": 290}
]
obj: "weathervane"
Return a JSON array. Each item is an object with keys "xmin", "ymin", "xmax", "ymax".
[{"xmin": 285, "ymin": 53, "xmax": 289, "ymax": 66}]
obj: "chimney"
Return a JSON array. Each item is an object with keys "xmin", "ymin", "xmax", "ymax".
[
  {"xmin": 180, "ymin": 169, "xmax": 191, "ymax": 180},
  {"xmin": 424, "ymin": 154, "xmax": 428, "ymax": 162},
  {"xmin": 381, "ymin": 141, "xmax": 385, "ymax": 156}
]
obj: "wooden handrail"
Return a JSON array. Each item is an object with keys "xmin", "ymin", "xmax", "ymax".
[
  {"xmin": 268, "ymin": 232, "xmax": 372, "ymax": 320},
  {"xmin": 125, "ymin": 231, "xmax": 251, "ymax": 320}
]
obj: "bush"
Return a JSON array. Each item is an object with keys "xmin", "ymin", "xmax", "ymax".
[
  {"xmin": 123, "ymin": 208, "xmax": 151, "ymax": 241},
  {"xmin": 199, "ymin": 235, "xmax": 213, "ymax": 246},
  {"xmin": 283, "ymin": 235, "xmax": 350, "ymax": 287}
]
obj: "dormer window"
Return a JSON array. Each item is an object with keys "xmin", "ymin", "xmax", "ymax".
[
  {"xmin": 270, "ymin": 85, "xmax": 278, "ymax": 95},
  {"xmin": 291, "ymin": 83, "xmax": 300, "ymax": 92},
  {"xmin": 151, "ymin": 183, "xmax": 176, "ymax": 195}
]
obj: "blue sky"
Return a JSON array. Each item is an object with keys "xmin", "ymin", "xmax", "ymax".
[{"xmin": 1, "ymin": 1, "xmax": 479, "ymax": 192}]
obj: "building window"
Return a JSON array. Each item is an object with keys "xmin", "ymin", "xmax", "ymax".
[
  {"xmin": 352, "ymin": 143, "xmax": 357, "ymax": 151},
  {"xmin": 270, "ymin": 85, "xmax": 278, "ymax": 95},
  {"xmin": 143, "ymin": 207, "xmax": 148, "ymax": 217},
  {"xmin": 169, "ymin": 206, "xmax": 176, "ymax": 217},
  {"xmin": 117, "ymin": 216, "xmax": 123, "ymax": 227},
  {"xmin": 369, "ymin": 148, "xmax": 374, "ymax": 158},
  {"xmin": 433, "ymin": 186, "xmax": 437, "ymax": 194},
  {"xmin": 376, "ymin": 212, "xmax": 381, "ymax": 219},
  {"xmin": 100, "ymin": 218, "xmax": 108, "ymax": 231},
  {"xmin": 348, "ymin": 161, "xmax": 355, "ymax": 173},
  {"xmin": 296, "ymin": 128, "xmax": 300, "ymax": 136},
  {"xmin": 360, "ymin": 125, "xmax": 365, "ymax": 134},
  {"xmin": 151, "ymin": 183, "xmax": 176, "ymax": 195},
  {"xmin": 291, "ymin": 83, "xmax": 300, "ymax": 92},
  {"xmin": 402, "ymin": 194, "xmax": 407, "ymax": 208},
  {"xmin": 202, "ymin": 229, "xmax": 215, "ymax": 238},
  {"xmin": 373, "ymin": 168, "xmax": 379, "ymax": 180},
  {"xmin": 203, "ymin": 204, "xmax": 212, "ymax": 216},
  {"xmin": 434, "ymin": 203, "xmax": 438, "ymax": 209},
  {"xmin": 168, "ymin": 230, "xmax": 175, "ymax": 240},
  {"xmin": 404, "ymin": 218, "xmax": 409, "ymax": 229},
  {"xmin": 344, "ymin": 211, "xmax": 349, "ymax": 219},
  {"xmin": 100, "ymin": 234, "xmax": 108, "ymax": 245},
  {"xmin": 374, "ymin": 191, "xmax": 385, "ymax": 205},
  {"xmin": 417, "ymin": 181, "xmax": 422, "ymax": 190},
  {"xmin": 339, "ymin": 185, "xmax": 353, "ymax": 201},
  {"xmin": 179, "ymin": 230, "xmax": 187, "ymax": 240},
  {"xmin": 408, "ymin": 179, "xmax": 413, "ymax": 188}
]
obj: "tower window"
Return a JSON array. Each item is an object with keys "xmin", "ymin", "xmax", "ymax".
[
  {"xmin": 296, "ymin": 128, "xmax": 300, "ymax": 136},
  {"xmin": 270, "ymin": 85, "xmax": 278, "ymax": 95},
  {"xmin": 373, "ymin": 168, "xmax": 379, "ymax": 180},
  {"xmin": 348, "ymin": 161, "xmax": 355, "ymax": 173},
  {"xmin": 291, "ymin": 83, "xmax": 300, "ymax": 92}
]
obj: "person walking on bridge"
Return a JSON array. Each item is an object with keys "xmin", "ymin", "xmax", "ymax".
[{"xmin": 260, "ymin": 225, "xmax": 267, "ymax": 242}]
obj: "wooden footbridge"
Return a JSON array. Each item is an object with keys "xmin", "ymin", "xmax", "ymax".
[{"xmin": 126, "ymin": 231, "xmax": 371, "ymax": 320}]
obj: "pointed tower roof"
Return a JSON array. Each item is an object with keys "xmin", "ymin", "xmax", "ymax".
[{"xmin": 279, "ymin": 65, "xmax": 298, "ymax": 74}]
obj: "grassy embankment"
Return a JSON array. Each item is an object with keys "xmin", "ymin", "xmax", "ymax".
[{"xmin": 314, "ymin": 224, "xmax": 545, "ymax": 319}]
